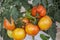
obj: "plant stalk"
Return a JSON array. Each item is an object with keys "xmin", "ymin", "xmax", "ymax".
[{"xmin": 32, "ymin": 36, "xmax": 34, "ymax": 40}]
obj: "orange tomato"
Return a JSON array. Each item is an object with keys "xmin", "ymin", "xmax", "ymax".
[
  {"xmin": 12, "ymin": 28, "xmax": 26, "ymax": 40},
  {"xmin": 38, "ymin": 15, "xmax": 52, "ymax": 30},
  {"xmin": 3, "ymin": 17, "xmax": 15, "ymax": 30},
  {"xmin": 22, "ymin": 18, "xmax": 29, "ymax": 24},
  {"xmin": 25, "ymin": 23, "xmax": 39, "ymax": 36}
]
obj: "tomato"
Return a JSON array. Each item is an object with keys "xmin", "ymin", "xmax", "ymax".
[
  {"xmin": 37, "ymin": 5, "xmax": 46, "ymax": 17},
  {"xmin": 7, "ymin": 30, "xmax": 13, "ymax": 38},
  {"xmin": 12, "ymin": 28, "xmax": 26, "ymax": 40},
  {"xmin": 22, "ymin": 18, "xmax": 29, "ymax": 24},
  {"xmin": 40, "ymin": 8, "xmax": 46, "ymax": 16},
  {"xmin": 31, "ymin": 5, "xmax": 46, "ymax": 18},
  {"xmin": 3, "ymin": 17, "xmax": 15, "ymax": 30},
  {"xmin": 38, "ymin": 15, "xmax": 52, "ymax": 30},
  {"xmin": 22, "ymin": 18, "xmax": 30, "ymax": 28},
  {"xmin": 14, "ymin": 39, "xmax": 23, "ymax": 40},
  {"xmin": 25, "ymin": 23, "xmax": 39, "ymax": 36},
  {"xmin": 31, "ymin": 6, "xmax": 37, "ymax": 16},
  {"xmin": 31, "ymin": 6, "xmax": 41, "ymax": 18}
]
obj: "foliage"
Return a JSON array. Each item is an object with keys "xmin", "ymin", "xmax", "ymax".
[
  {"xmin": 40, "ymin": 34, "xmax": 50, "ymax": 40},
  {"xmin": 44, "ymin": 23, "xmax": 57, "ymax": 40}
]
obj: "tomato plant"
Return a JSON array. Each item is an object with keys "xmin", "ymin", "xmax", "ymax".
[{"xmin": 0, "ymin": 0, "xmax": 58, "ymax": 40}]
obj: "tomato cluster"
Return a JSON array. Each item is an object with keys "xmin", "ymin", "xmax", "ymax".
[
  {"xmin": 32, "ymin": 5, "xmax": 46, "ymax": 18},
  {"xmin": 3, "ymin": 5, "xmax": 52, "ymax": 40}
]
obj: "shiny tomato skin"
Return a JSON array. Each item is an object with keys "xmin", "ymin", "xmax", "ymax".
[
  {"xmin": 40, "ymin": 8, "xmax": 46, "ymax": 16},
  {"xmin": 25, "ymin": 23, "xmax": 39, "ymax": 36},
  {"xmin": 37, "ymin": 5, "xmax": 46, "ymax": 17},
  {"xmin": 4, "ymin": 18, "xmax": 15, "ymax": 30},
  {"xmin": 38, "ymin": 15, "xmax": 52, "ymax": 30},
  {"xmin": 31, "ymin": 6, "xmax": 37, "ymax": 16},
  {"xmin": 12, "ymin": 28, "xmax": 26, "ymax": 40}
]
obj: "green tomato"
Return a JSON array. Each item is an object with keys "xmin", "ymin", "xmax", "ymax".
[{"xmin": 7, "ymin": 30, "xmax": 13, "ymax": 38}]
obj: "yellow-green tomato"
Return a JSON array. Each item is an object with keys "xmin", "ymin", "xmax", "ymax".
[{"xmin": 7, "ymin": 30, "xmax": 13, "ymax": 38}]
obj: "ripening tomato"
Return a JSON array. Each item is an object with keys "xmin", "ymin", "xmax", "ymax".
[
  {"xmin": 31, "ymin": 5, "xmax": 46, "ymax": 18},
  {"xmin": 31, "ymin": 6, "xmax": 37, "ymax": 16},
  {"xmin": 12, "ymin": 28, "xmax": 26, "ymax": 40},
  {"xmin": 22, "ymin": 18, "xmax": 29, "ymax": 24},
  {"xmin": 38, "ymin": 15, "xmax": 52, "ymax": 30},
  {"xmin": 37, "ymin": 5, "xmax": 46, "ymax": 17},
  {"xmin": 31, "ymin": 6, "xmax": 41, "ymax": 18},
  {"xmin": 7, "ymin": 30, "xmax": 13, "ymax": 38},
  {"xmin": 3, "ymin": 17, "xmax": 15, "ymax": 30},
  {"xmin": 25, "ymin": 23, "xmax": 39, "ymax": 36}
]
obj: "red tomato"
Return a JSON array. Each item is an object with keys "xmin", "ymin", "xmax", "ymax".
[
  {"xmin": 37, "ymin": 5, "xmax": 46, "ymax": 17},
  {"xmin": 31, "ymin": 5, "xmax": 46, "ymax": 18},
  {"xmin": 31, "ymin": 6, "xmax": 37, "ymax": 16}
]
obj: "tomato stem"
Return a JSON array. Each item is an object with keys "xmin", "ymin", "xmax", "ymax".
[
  {"xmin": 32, "ymin": 36, "xmax": 34, "ymax": 40},
  {"xmin": 25, "ymin": 11, "xmax": 36, "ymax": 23}
]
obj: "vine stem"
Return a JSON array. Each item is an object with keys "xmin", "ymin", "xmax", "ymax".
[{"xmin": 32, "ymin": 36, "xmax": 34, "ymax": 40}]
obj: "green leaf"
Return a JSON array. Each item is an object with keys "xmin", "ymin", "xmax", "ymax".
[
  {"xmin": 9, "ymin": 6, "xmax": 20, "ymax": 21},
  {"xmin": 2, "ymin": 0, "xmax": 13, "ymax": 3},
  {"xmin": 13, "ymin": 0, "xmax": 21, "ymax": 7},
  {"xmin": 0, "ymin": 14, "xmax": 3, "ymax": 36},
  {"xmin": 25, "ymin": 11, "xmax": 37, "ymax": 24},
  {"xmin": 32, "ymin": 0, "xmax": 53, "ymax": 7},
  {"xmin": 20, "ymin": 0, "xmax": 31, "ymax": 10},
  {"xmin": 2, "ymin": 8, "xmax": 11, "ymax": 20},
  {"xmin": 41, "ymin": 0, "xmax": 53, "ymax": 9},
  {"xmin": 40, "ymin": 34, "xmax": 50, "ymax": 40},
  {"xmin": 0, "ymin": 13, "xmax": 2, "ymax": 26},
  {"xmin": 47, "ymin": 0, "xmax": 53, "ymax": 6},
  {"xmin": 1, "ymin": 29, "xmax": 13, "ymax": 40},
  {"xmin": 41, "ymin": 0, "xmax": 48, "ymax": 8},
  {"xmin": 2, "ymin": 0, "xmax": 13, "ymax": 9},
  {"xmin": 32, "ymin": 0, "xmax": 42, "ymax": 6},
  {"xmin": 47, "ymin": 5, "xmax": 57, "ymax": 18},
  {"xmin": 45, "ymin": 23, "xmax": 57, "ymax": 40},
  {"xmin": 54, "ymin": 10, "xmax": 60, "ymax": 22},
  {"xmin": 0, "ymin": 21, "xmax": 1, "ymax": 36},
  {"xmin": 15, "ymin": 19, "xmax": 25, "ymax": 28}
]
